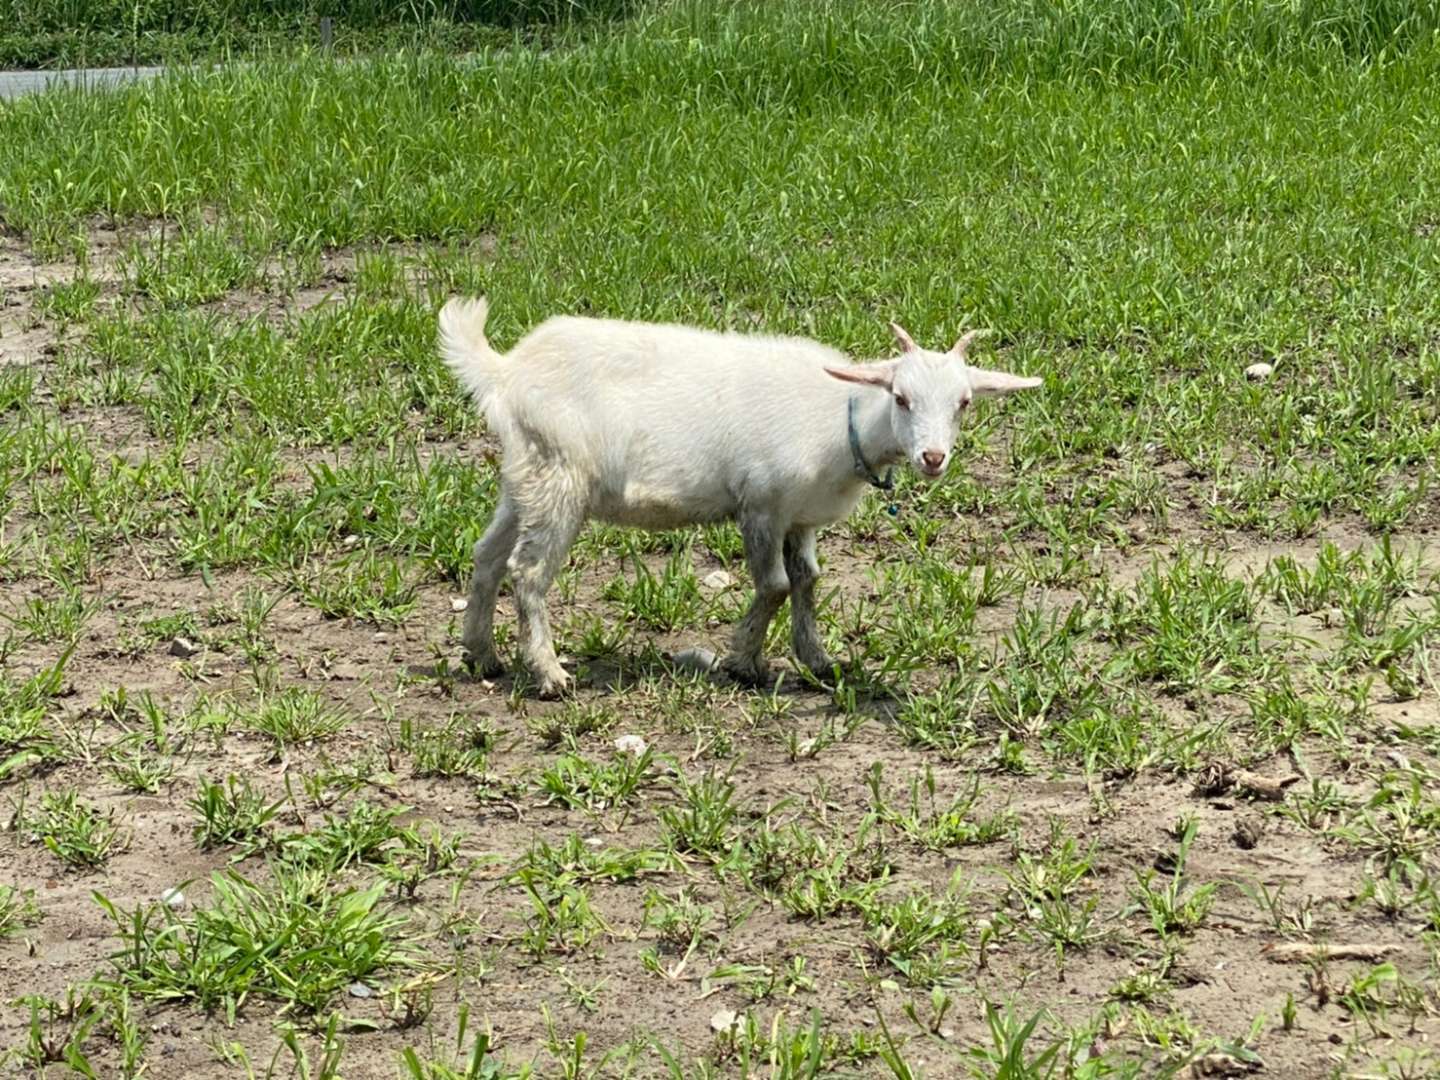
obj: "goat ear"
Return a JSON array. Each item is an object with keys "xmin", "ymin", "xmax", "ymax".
[
  {"xmin": 825, "ymin": 361, "xmax": 897, "ymax": 390},
  {"xmin": 968, "ymin": 366, "xmax": 1042, "ymax": 397},
  {"xmin": 950, "ymin": 328, "xmax": 992, "ymax": 359},
  {"xmin": 889, "ymin": 322, "xmax": 918, "ymax": 353}
]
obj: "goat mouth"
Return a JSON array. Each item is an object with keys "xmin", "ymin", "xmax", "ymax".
[{"xmin": 917, "ymin": 464, "xmax": 945, "ymax": 478}]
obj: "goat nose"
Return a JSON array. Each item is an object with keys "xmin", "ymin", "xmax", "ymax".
[{"xmin": 921, "ymin": 450, "xmax": 944, "ymax": 470}]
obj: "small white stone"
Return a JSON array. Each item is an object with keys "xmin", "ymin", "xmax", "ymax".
[
  {"xmin": 347, "ymin": 982, "xmax": 373, "ymax": 998},
  {"xmin": 702, "ymin": 570, "xmax": 734, "ymax": 591},
  {"xmin": 450, "ymin": 597, "xmax": 468, "ymax": 612},
  {"xmin": 160, "ymin": 887, "xmax": 185, "ymax": 910},
  {"xmin": 1244, "ymin": 362, "xmax": 1274, "ymax": 381},
  {"xmin": 168, "ymin": 636, "xmax": 200, "ymax": 658},
  {"xmin": 672, "ymin": 647, "xmax": 718, "ymax": 673},
  {"xmin": 614, "ymin": 734, "xmax": 649, "ymax": 757},
  {"xmin": 710, "ymin": 1008, "xmax": 740, "ymax": 1034},
  {"xmin": 374, "ymin": 631, "xmax": 389, "ymax": 643}
]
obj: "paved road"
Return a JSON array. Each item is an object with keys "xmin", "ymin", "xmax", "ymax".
[
  {"xmin": 0, "ymin": 54, "xmax": 486, "ymax": 101},
  {"xmin": 0, "ymin": 65, "xmax": 167, "ymax": 101}
]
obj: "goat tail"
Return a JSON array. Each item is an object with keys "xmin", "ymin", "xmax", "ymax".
[{"xmin": 438, "ymin": 296, "xmax": 506, "ymax": 413}]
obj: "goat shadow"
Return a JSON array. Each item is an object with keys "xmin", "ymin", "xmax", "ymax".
[{"xmin": 403, "ymin": 647, "xmax": 905, "ymax": 722}]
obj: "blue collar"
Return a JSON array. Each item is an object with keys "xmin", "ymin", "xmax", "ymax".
[{"xmin": 847, "ymin": 395, "xmax": 894, "ymax": 492}]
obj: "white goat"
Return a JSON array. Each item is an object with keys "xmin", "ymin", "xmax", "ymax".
[{"xmin": 438, "ymin": 297, "xmax": 1041, "ymax": 697}]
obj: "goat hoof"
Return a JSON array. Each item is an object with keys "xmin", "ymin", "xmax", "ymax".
[
  {"xmin": 719, "ymin": 656, "xmax": 772, "ymax": 688},
  {"xmin": 463, "ymin": 650, "xmax": 505, "ymax": 679},
  {"xmin": 536, "ymin": 673, "xmax": 575, "ymax": 699},
  {"xmin": 800, "ymin": 653, "xmax": 839, "ymax": 678}
]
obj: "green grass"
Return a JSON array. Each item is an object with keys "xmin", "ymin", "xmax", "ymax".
[
  {"xmin": 230, "ymin": 685, "xmax": 352, "ymax": 757},
  {"xmin": 189, "ymin": 774, "xmax": 284, "ymax": 852},
  {"xmin": 0, "ymin": 884, "xmax": 42, "ymax": 937},
  {"xmin": 0, "ymin": 0, "xmax": 634, "ymax": 69},
  {"xmin": 21, "ymin": 790, "xmax": 129, "ymax": 869},
  {"xmin": 1, "ymin": 1, "xmax": 1439, "ymax": 1075},
  {"xmin": 95, "ymin": 866, "xmax": 419, "ymax": 1015}
]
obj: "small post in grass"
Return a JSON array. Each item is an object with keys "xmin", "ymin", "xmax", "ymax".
[{"xmin": 320, "ymin": 16, "xmax": 334, "ymax": 51}]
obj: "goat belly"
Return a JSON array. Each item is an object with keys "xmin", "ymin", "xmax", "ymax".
[{"xmin": 594, "ymin": 479, "xmax": 735, "ymax": 529}]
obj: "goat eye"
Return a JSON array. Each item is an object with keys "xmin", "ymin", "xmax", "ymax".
[{"xmin": 895, "ymin": 394, "xmax": 910, "ymax": 411}]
